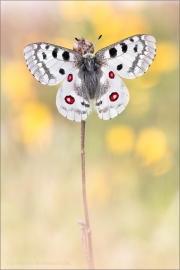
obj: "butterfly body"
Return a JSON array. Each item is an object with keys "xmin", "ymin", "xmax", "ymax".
[
  {"xmin": 24, "ymin": 34, "xmax": 156, "ymax": 122},
  {"xmin": 80, "ymin": 53, "xmax": 102, "ymax": 99}
]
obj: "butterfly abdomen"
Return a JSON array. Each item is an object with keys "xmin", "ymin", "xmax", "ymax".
[
  {"xmin": 82, "ymin": 54, "xmax": 101, "ymax": 99},
  {"xmin": 83, "ymin": 70, "xmax": 98, "ymax": 99}
]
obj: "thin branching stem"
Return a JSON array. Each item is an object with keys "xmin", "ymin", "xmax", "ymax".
[{"xmin": 80, "ymin": 120, "xmax": 94, "ymax": 269}]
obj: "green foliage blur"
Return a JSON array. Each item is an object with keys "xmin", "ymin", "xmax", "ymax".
[{"xmin": 2, "ymin": 1, "xmax": 179, "ymax": 269}]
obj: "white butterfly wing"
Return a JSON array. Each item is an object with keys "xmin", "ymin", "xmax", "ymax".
[
  {"xmin": 24, "ymin": 43, "xmax": 81, "ymax": 85},
  {"xmin": 56, "ymin": 69, "xmax": 90, "ymax": 122},
  {"xmin": 96, "ymin": 34, "xmax": 156, "ymax": 79},
  {"xmin": 95, "ymin": 66, "xmax": 129, "ymax": 120}
]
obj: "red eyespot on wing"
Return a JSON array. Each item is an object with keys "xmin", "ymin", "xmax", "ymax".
[
  {"xmin": 109, "ymin": 92, "xmax": 119, "ymax": 102},
  {"xmin": 65, "ymin": 95, "xmax": 75, "ymax": 104},
  {"xmin": 67, "ymin": 74, "xmax": 73, "ymax": 82},
  {"xmin": 109, "ymin": 71, "xmax": 115, "ymax": 79}
]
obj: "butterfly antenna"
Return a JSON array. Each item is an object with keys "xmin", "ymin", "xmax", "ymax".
[{"xmin": 93, "ymin": 35, "xmax": 102, "ymax": 46}]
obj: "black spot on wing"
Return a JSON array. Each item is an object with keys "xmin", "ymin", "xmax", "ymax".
[
  {"xmin": 117, "ymin": 64, "xmax": 123, "ymax": 70},
  {"xmin": 59, "ymin": 68, "xmax": 65, "ymax": 75},
  {"xmin": 45, "ymin": 45, "xmax": 50, "ymax": 49},
  {"xmin": 96, "ymin": 100, "xmax": 102, "ymax": 106},
  {"xmin": 81, "ymin": 102, "xmax": 90, "ymax": 108},
  {"xmin": 120, "ymin": 42, "xmax": 128, "ymax": 53},
  {"xmin": 134, "ymin": 44, "xmax": 138, "ymax": 52},
  {"xmin": 42, "ymin": 52, "xmax": 47, "ymax": 60},
  {"xmin": 62, "ymin": 51, "xmax": 70, "ymax": 61},
  {"xmin": 130, "ymin": 38, "xmax": 134, "ymax": 42},
  {"xmin": 52, "ymin": 48, "xmax": 58, "ymax": 58},
  {"xmin": 109, "ymin": 47, "xmax": 117, "ymax": 57}
]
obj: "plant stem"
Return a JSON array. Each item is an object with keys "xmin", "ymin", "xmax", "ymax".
[{"xmin": 80, "ymin": 120, "xmax": 94, "ymax": 269}]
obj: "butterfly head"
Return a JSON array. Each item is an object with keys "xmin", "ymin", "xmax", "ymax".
[{"xmin": 73, "ymin": 37, "xmax": 94, "ymax": 55}]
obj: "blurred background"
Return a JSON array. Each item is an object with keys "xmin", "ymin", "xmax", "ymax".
[{"xmin": 1, "ymin": 1, "xmax": 179, "ymax": 269}]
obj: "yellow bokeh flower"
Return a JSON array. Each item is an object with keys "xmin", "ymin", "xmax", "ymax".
[
  {"xmin": 59, "ymin": 1, "xmax": 150, "ymax": 46},
  {"xmin": 152, "ymin": 42, "xmax": 179, "ymax": 74},
  {"xmin": 135, "ymin": 128, "xmax": 168, "ymax": 165},
  {"xmin": 60, "ymin": 1, "xmax": 119, "ymax": 25},
  {"xmin": 106, "ymin": 125, "xmax": 135, "ymax": 154},
  {"xmin": 135, "ymin": 128, "xmax": 173, "ymax": 175},
  {"xmin": 12, "ymin": 102, "xmax": 53, "ymax": 151},
  {"xmin": 2, "ymin": 61, "xmax": 36, "ymax": 102}
]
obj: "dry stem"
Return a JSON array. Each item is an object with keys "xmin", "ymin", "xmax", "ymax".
[{"xmin": 79, "ymin": 120, "xmax": 94, "ymax": 269}]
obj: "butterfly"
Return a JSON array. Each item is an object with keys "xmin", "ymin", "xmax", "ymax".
[{"xmin": 24, "ymin": 34, "xmax": 156, "ymax": 122}]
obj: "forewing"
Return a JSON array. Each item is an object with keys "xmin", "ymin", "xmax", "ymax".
[
  {"xmin": 96, "ymin": 34, "xmax": 156, "ymax": 79},
  {"xmin": 56, "ymin": 69, "xmax": 91, "ymax": 122},
  {"xmin": 95, "ymin": 66, "xmax": 129, "ymax": 120},
  {"xmin": 24, "ymin": 43, "xmax": 82, "ymax": 85}
]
